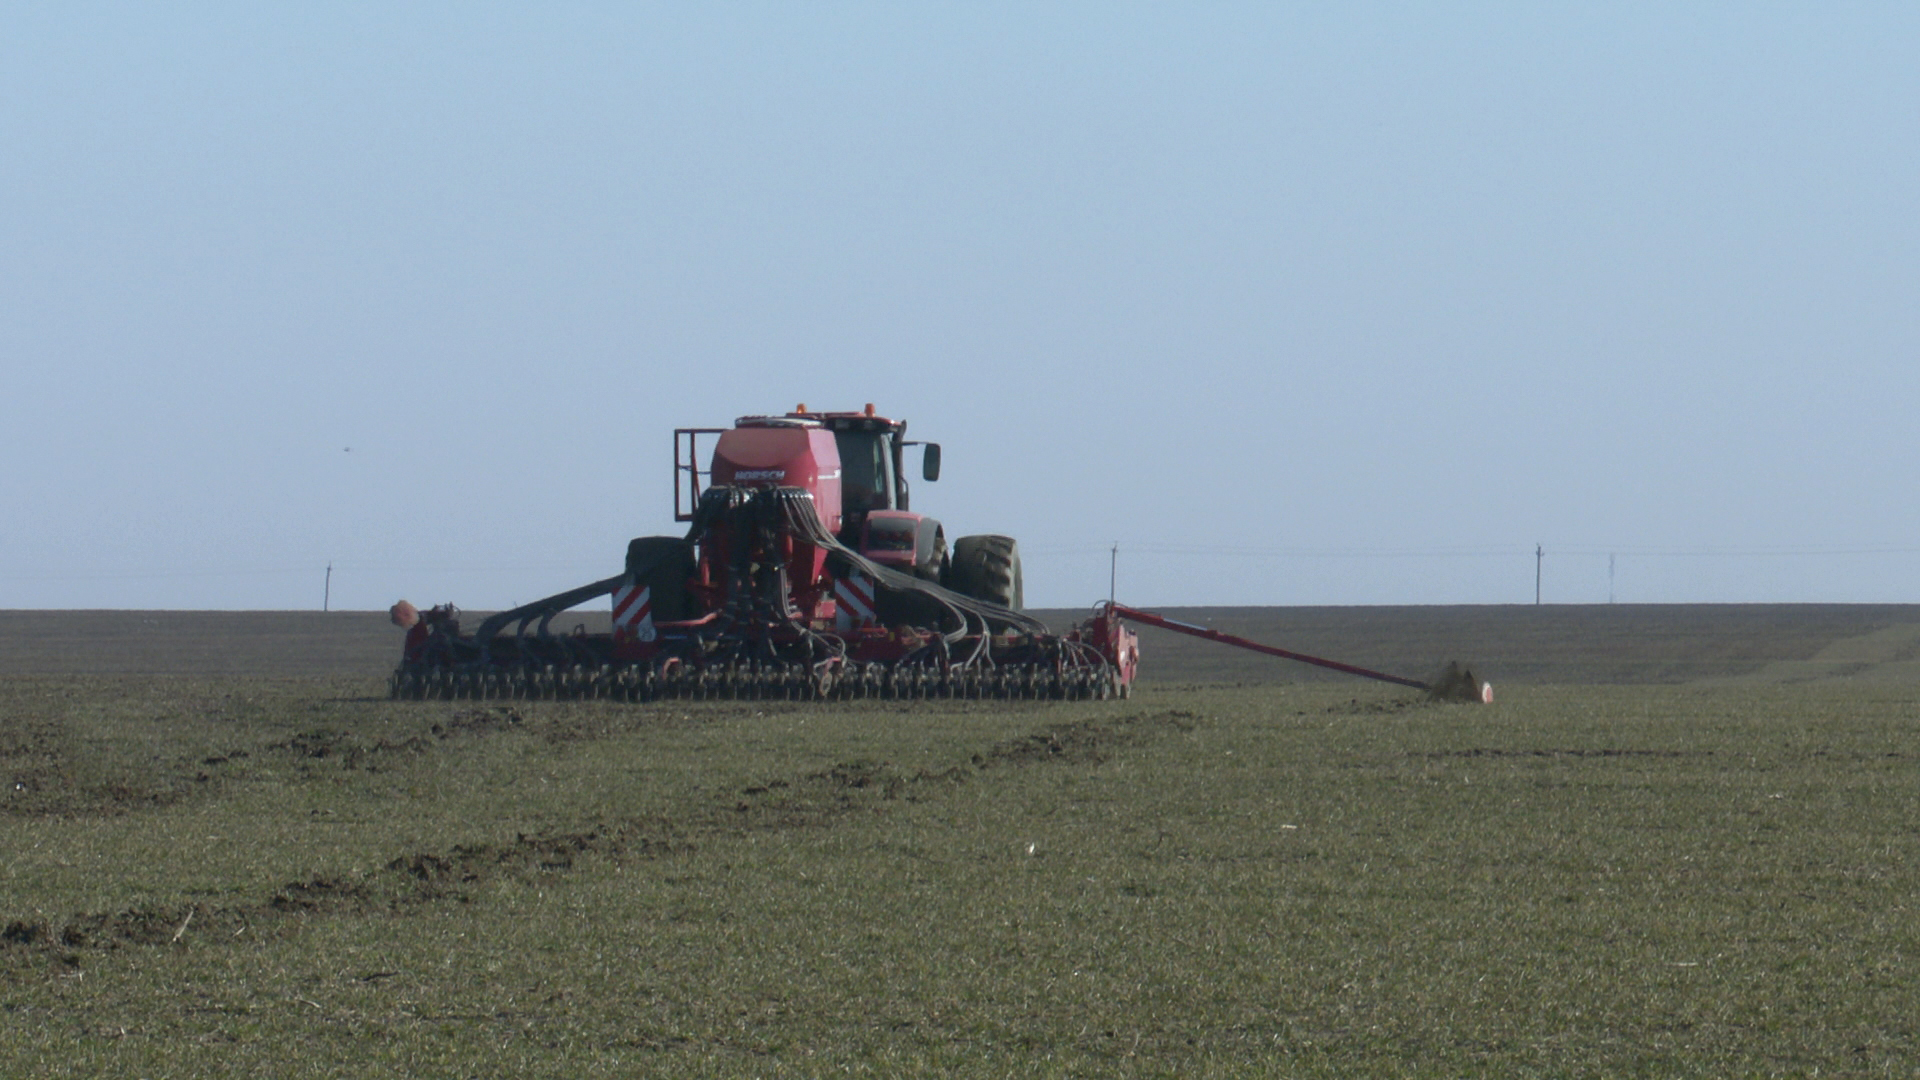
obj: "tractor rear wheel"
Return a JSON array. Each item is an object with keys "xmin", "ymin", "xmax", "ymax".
[{"xmin": 947, "ymin": 535, "xmax": 1023, "ymax": 610}]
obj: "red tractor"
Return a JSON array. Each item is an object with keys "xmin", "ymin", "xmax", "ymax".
[{"xmin": 390, "ymin": 405, "xmax": 1140, "ymax": 701}]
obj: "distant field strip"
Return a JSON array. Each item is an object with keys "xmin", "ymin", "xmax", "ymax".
[
  {"xmin": 1699, "ymin": 621, "xmax": 1920, "ymax": 685},
  {"xmin": 14, "ymin": 604, "xmax": 1920, "ymax": 684}
]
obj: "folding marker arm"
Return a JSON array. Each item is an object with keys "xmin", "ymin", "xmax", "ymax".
[{"xmin": 1102, "ymin": 602, "xmax": 1490, "ymax": 702}]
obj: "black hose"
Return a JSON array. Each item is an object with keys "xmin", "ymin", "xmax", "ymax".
[
  {"xmin": 769, "ymin": 486, "xmax": 1049, "ymax": 638},
  {"xmin": 472, "ymin": 572, "xmax": 628, "ymax": 665}
]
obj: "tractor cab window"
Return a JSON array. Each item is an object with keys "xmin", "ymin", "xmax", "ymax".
[{"xmin": 835, "ymin": 428, "xmax": 896, "ymax": 513}]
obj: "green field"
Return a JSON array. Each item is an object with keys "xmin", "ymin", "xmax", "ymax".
[{"xmin": 4, "ymin": 608, "xmax": 1920, "ymax": 1075}]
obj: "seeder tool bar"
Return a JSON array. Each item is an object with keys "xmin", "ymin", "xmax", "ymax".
[{"xmin": 1103, "ymin": 602, "xmax": 1437, "ymax": 693}]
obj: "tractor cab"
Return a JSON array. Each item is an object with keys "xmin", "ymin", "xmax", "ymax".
[
  {"xmin": 809, "ymin": 407, "xmax": 939, "ymax": 517},
  {"xmin": 797, "ymin": 409, "xmax": 942, "ymax": 575},
  {"xmin": 832, "ymin": 422, "xmax": 900, "ymax": 514}
]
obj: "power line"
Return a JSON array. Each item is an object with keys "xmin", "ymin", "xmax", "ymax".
[
  {"xmin": 1023, "ymin": 543, "xmax": 1520, "ymax": 559},
  {"xmin": 1548, "ymin": 545, "xmax": 1920, "ymax": 557},
  {"xmin": 0, "ymin": 560, "xmax": 614, "ymax": 584},
  {"xmin": 1026, "ymin": 541, "xmax": 1920, "ymax": 560},
  {"xmin": 10, "ymin": 543, "xmax": 1920, "ymax": 588}
]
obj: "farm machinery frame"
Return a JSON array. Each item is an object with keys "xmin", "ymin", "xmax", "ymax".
[
  {"xmin": 389, "ymin": 405, "xmax": 1485, "ymax": 704},
  {"xmin": 390, "ymin": 406, "xmax": 1136, "ymax": 703}
]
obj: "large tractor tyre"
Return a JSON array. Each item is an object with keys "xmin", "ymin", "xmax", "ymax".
[
  {"xmin": 946, "ymin": 535, "xmax": 1023, "ymax": 610},
  {"xmin": 625, "ymin": 536, "xmax": 696, "ymax": 621},
  {"xmin": 916, "ymin": 527, "xmax": 949, "ymax": 584}
]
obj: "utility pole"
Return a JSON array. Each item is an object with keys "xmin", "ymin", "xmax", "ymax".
[
  {"xmin": 1535, "ymin": 544, "xmax": 1543, "ymax": 605},
  {"xmin": 324, "ymin": 563, "xmax": 332, "ymax": 612}
]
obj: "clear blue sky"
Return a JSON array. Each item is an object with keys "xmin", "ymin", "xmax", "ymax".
[{"xmin": 3, "ymin": 4, "xmax": 1916, "ymax": 611}]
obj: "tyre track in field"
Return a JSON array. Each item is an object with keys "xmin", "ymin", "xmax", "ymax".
[
  {"xmin": 5, "ymin": 701, "xmax": 682, "ymax": 818},
  {"xmin": 1, "ymin": 708, "xmax": 1198, "ymax": 967}
]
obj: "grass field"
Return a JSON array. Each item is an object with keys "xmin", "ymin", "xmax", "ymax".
[{"xmin": 4, "ymin": 608, "xmax": 1920, "ymax": 1075}]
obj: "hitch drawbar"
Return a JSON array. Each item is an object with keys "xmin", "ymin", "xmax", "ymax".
[{"xmin": 1103, "ymin": 603, "xmax": 1492, "ymax": 704}]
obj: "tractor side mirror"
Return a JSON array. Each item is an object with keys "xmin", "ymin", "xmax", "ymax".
[{"xmin": 921, "ymin": 443, "xmax": 942, "ymax": 482}]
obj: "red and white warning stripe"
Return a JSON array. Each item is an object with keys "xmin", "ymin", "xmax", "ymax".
[
  {"xmin": 833, "ymin": 573, "xmax": 876, "ymax": 630},
  {"xmin": 612, "ymin": 581, "xmax": 655, "ymax": 642}
]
